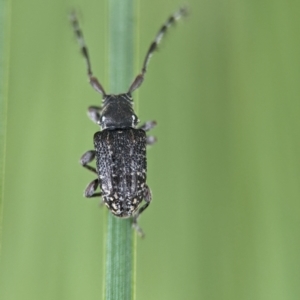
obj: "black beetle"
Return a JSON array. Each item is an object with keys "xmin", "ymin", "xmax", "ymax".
[{"xmin": 71, "ymin": 8, "xmax": 187, "ymax": 235}]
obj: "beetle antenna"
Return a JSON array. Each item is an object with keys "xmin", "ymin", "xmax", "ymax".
[
  {"xmin": 128, "ymin": 7, "xmax": 188, "ymax": 93},
  {"xmin": 70, "ymin": 11, "xmax": 106, "ymax": 96}
]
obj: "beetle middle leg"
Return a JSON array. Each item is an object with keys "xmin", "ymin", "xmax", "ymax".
[
  {"xmin": 80, "ymin": 152, "xmax": 102, "ymax": 198},
  {"xmin": 139, "ymin": 121, "xmax": 157, "ymax": 145},
  {"xmin": 80, "ymin": 150, "xmax": 97, "ymax": 174}
]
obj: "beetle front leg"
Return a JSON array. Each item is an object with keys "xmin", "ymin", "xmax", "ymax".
[
  {"xmin": 80, "ymin": 150, "xmax": 97, "ymax": 174},
  {"xmin": 87, "ymin": 106, "xmax": 102, "ymax": 124},
  {"xmin": 132, "ymin": 185, "xmax": 152, "ymax": 237},
  {"xmin": 139, "ymin": 120, "xmax": 157, "ymax": 132}
]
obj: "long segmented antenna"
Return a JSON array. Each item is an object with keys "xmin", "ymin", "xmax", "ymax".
[
  {"xmin": 128, "ymin": 7, "xmax": 188, "ymax": 93},
  {"xmin": 70, "ymin": 11, "xmax": 106, "ymax": 96}
]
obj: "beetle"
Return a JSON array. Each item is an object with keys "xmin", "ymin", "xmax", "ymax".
[{"xmin": 71, "ymin": 8, "xmax": 187, "ymax": 236}]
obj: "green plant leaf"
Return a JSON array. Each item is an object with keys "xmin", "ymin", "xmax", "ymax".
[
  {"xmin": 0, "ymin": 0, "xmax": 10, "ymax": 254},
  {"xmin": 104, "ymin": 1, "xmax": 135, "ymax": 300}
]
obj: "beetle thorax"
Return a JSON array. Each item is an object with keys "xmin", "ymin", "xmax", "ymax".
[{"xmin": 100, "ymin": 93, "xmax": 139, "ymax": 130}]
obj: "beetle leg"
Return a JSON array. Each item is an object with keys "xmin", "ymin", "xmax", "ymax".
[
  {"xmin": 139, "ymin": 121, "xmax": 157, "ymax": 145},
  {"xmin": 84, "ymin": 178, "xmax": 102, "ymax": 198},
  {"xmin": 143, "ymin": 184, "xmax": 152, "ymax": 203},
  {"xmin": 132, "ymin": 185, "xmax": 152, "ymax": 237},
  {"xmin": 146, "ymin": 136, "xmax": 157, "ymax": 145},
  {"xmin": 132, "ymin": 220, "xmax": 145, "ymax": 238},
  {"xmin": 87, "ymin": 106, "xmax": 102, "ymax": 124},
  {"xmin": 80, "ymin": 150, "xmax": 97, "ymax": 174},
  {"xmin": 132, "ymin": 202, "xmax": 150, "ymax": 237},
  {"xmin": 139, "ymin": 120, "xmax": 157, "ymax": 132}
]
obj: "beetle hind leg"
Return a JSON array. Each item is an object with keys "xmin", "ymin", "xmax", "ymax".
[
  {"xmin": 84, "ymin": 178, "xmax": 102, "ymax": 198},
  {"xmin": 132, "ymin": 185, "xmax": 152, "ymax": 237}
]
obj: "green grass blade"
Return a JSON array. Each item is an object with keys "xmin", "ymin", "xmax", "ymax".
[
  {"xmin": 104, "ymin": 0, "xmax": 135, "ymax": 300},
  {"xmin": 0, "ymin": 0, "xmax": 10, "ymax": 254}
]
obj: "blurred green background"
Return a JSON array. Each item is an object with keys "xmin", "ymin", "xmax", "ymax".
[{"xmin": 1, "ymin": 0, "xmax": 300, "ymax": 299}]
